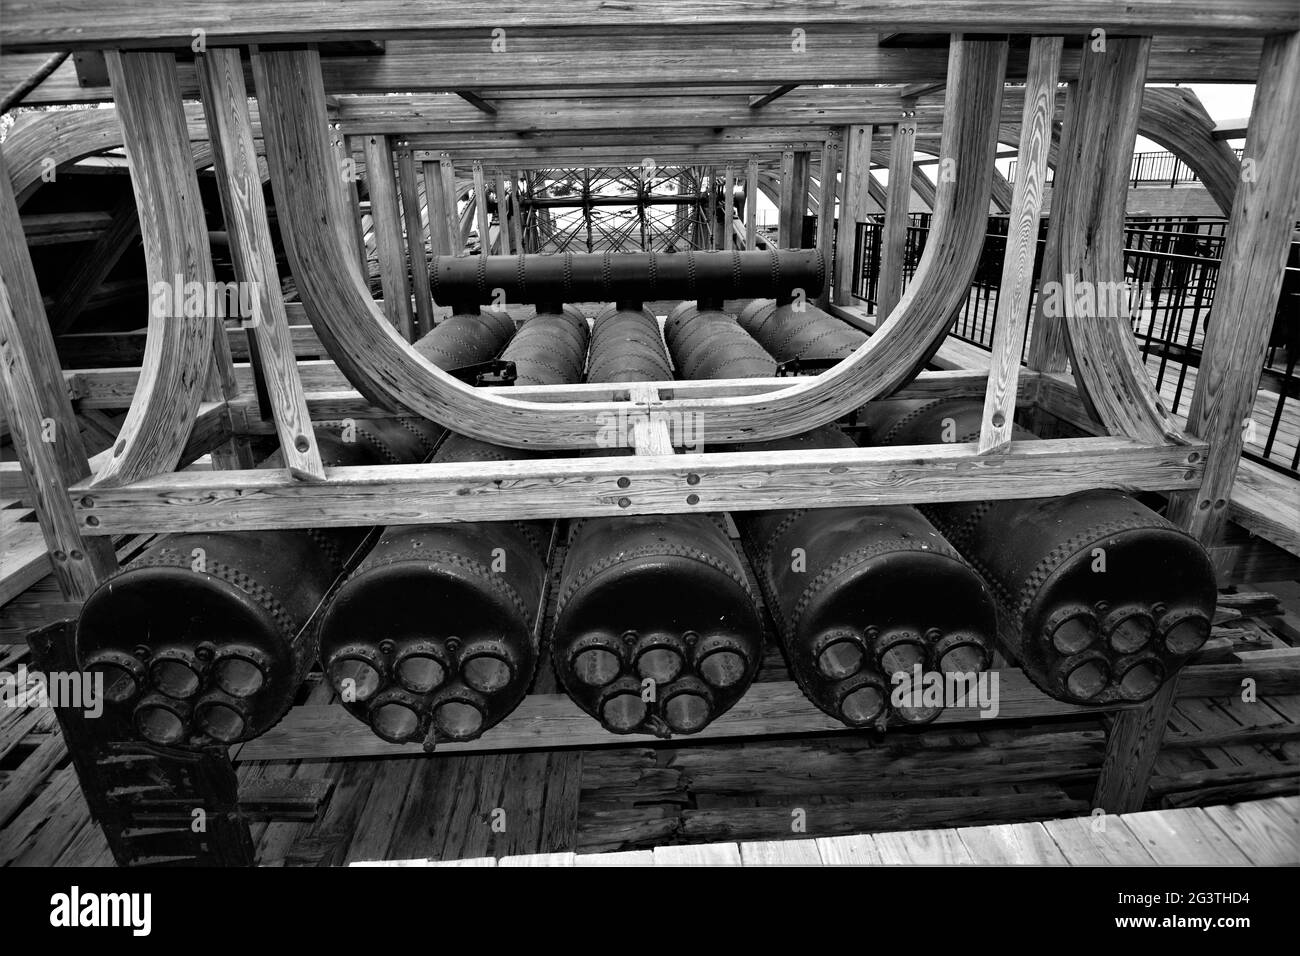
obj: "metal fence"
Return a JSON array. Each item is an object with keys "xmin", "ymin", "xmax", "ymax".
[
  {"xmin": 851, "ymin": 214, "xmax": 1300, "ymax": 478},
  {"xmin": 1006, "ymin": 148, "xmax": 1245, "ymax": 189}
]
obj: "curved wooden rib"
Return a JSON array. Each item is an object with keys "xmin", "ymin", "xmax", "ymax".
[
  {"xmin": 90, "ymin": 51, "xmax": 216, "ymax": 488},
  {"xmin": 1056, "ymin": 38, "xmax": 1185, "ymax": 445},
  {"xmin": 1137, "ymin": 87, "xmax": 1240, "ymax": 216},
  {"xmin": 252, "ymin": 41, "xmax": 1006, "ymax": 449}
]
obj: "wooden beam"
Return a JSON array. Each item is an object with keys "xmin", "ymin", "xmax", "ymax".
[
  {"xmin": 877, "ymin": 116, "xmax": 916, "ymax": 319},
  {"xmin": 721, "ymin": 165, "xmax": 735, "ymax": 252},
  {"xmin": 1057, "ymin": 38, "xmax": 1184, "ymax": 446},
  {"xmin": 749, "ymin": 84, "xmax": 798, "ymax": 109},
  {"xmin": 0, "ymin": 155, "xmax": 118, "ymax": 597},
  {"xmin": 900, "ymin": 80, "xmax": 944, "ymax": 99},
  {"xmin": 398, "ymin": 149, "xmax": 436, "ymax": 336},
  {"xmin": 91, "ymin": 51, "xmax": 216, "ymax": 488},
  {"xmin": 455, "ymin": 90, "xmax": 497, "ymax": 115},
  {"xmin": 332, "ymin": 131, "xmax": 368, "ymax": 277},
  {"xmin": 1140, "ymin": 88, "xmax": 1241, "ymax": 216},
  {"xmin": 362, "ymin": 134, "xmax": 415, "ymax": 339},
  {"xmin": 745, "ymin": 158, "xmax": 759, "ymax": 249},
  {"xmin": 1166, "ymin": 33, "xmax": 1300, "ymax": 545},
  {"xmin": 244, "ymin": 41, "xmax": 1033, "ymax": 450},
  {"xmin": 6, "ymin": 4, "xmax": 1293, "ymax": 51},
  {"xmin": 978, "ymin": 37, "xmax": 1061, "ymax": 455},
  {"xmin": 1093, "ymin": 32, "xmax": 1300, "ymax": 817},
  {"xmin": 0, "ymin": 34, "xmax": 1272, "ymax": 103},
  {"xmin": 437, "ymin": 156, "xmax": 462, "ymax": 255},
  {"xmin": 815, "ymin": 141, "xmax": 839, "ymax": 308},
  {"xmin": 494, "ymin": 169, "xmax": 513, "ymax": 256},
  {"xmin": 197, "ymin": 49, "xmax": 325, "ymax": 482},
  {"xmin": 834, "ymin": 125, "xmax": 873, "ymax": 306},
  {"xmin": 776, "ymin": 151, "xmax": 796, "ymax": 247},
  {"xmin": 336, "ymin": 91, "xmax": 936, "ymax": 136},
  {"xmin": 1211, "ymin": 117, "xmax": 1250, "ymax": 140},
  {"xmin": 235, "ymin": 670, "xmax": 1117, "ymax": 761},
  {"xmin": 472, "ymin": 160, "xmax": 492, "ymax": 255},
  {"xmin": 70, "ymin": 437, "xmax": 1206, "ymax": 535}
]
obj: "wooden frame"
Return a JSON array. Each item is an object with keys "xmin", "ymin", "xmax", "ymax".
[{"xmin": 2, "ymin": 6, "xmax": 1297, "ymax": 853}]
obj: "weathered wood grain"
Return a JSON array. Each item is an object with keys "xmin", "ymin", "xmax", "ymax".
[
  {"xmin": 977, "ymin": 36, "xmax": 1061, "ymax": 454},
  {"xmin": 5, "ymin": 2, "xmax": 1293, "ymax": 52},
  {"xmin": 399, "ymin": 149, "xmax": 436, "ymax": 335},
  {"xmin": 91, "ymin": 51, "xmax": 215, "ymax": 488},
  {"xmin": 196, "ymin": 48, "xmax": 325, "ymax": 482},
  {"xmin": 0, "ymin": 154, "xmax": 118, "ymax": 597},
  {"xmin": 1055, "ymin": 38, "xmax": 1185, "ymax": 447},
  {"xmin": 69, "ymin": 436, "xmax": 1205, "ymax": 535},
  {"xmin": 362, "ymin": 134, "xmax": 414, "ymax": 339},
  {"xmin": 1096, "ymin": 31, "xmax": 1300, "ymax": 814},
  {"xmin": 876, "ymin": 115, "xmax": 915, "ymax": 319},
  {"xmin": 833, "ymin": 124, "xmax": 872, "ymax": 305}
]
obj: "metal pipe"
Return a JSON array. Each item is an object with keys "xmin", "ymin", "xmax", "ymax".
[
  {"xmin": 550, "ymin": 304, "xmax": 764, "ymax": 736},
  {"xmin": 663, "ymin": 308, "xmax": 998, "ymax": 729},
  {"xmin": 860, "ymin": 398, "xmax": 1216, "ymax": 704},
  {"xmin": 317, "ymin": 311, "xmax": 591, "ymax": 745},
  {"xmin": 76, "ymin": 312, "xmax": 517, "ymax": 746},
  {"xmin": 430, "ymin": 249, "xmax": 825, "ymax": 309}
]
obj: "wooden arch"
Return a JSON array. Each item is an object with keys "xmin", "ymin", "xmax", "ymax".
[{"xmin": 210, "ymin": 38, "xmax": 1008, "ymax": 464}]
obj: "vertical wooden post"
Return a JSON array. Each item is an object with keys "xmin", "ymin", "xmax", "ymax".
[
  {"xmin": 745, "ymin": 158, "xmax": 759, "ymax": 249},
  {"xmin": 705, "ymin": 166, "xmax": 718, "ymax": 250},
  {"xmin": 196, "ymin": 48, "xmax": 324, "ymax": 481},
  {"xmin": 816, "ymin": 140, "xmax": 839, "ymax": 308},
  {"xmin": 777, "ymin": 150, "xmax": 796, "ymax": 247},
  {"xmin": 835, "ymin": 125, "xmax": 873, "ymax": 306},
  {"xmin": 362, "ymin": 134, "xmax": 414, "ymax": 340},
  {"xmin": 721, "ymin": 166, "xmax": 735, "ymax": 251},
  {"xmin": 510, "ymin": 168, "xmax": 525, "ymax": 253},
  {"xmin": 494, "ymin": 169, "xmax": 513, "ymax": 256},
  {"xmin": 978, "ymin": 37, "xmax": 1062, "ymax": 454},
  {"xmin": 1094, "ymin": 30, "xmax": 1300, "ymax": 814},
  {"xmin": 397, "ymin": 148, "xmax": 435, "ymax": 338},
  {"xmin": 332, "ymin": 128, "xmax": 367, "ymax": 277},
  {"xmin": 0, "ymin": 155, "xmax": 118, "ymax": 596},
  {"xmin": 472, "ymin": 160, "xmax": 491, "ymax": 255},
  {"xmin": 421, "ymin": 160, "xmax": 450, "ymax": 259},
  {"xmin": 438, "ymin": 156, "xmax": 462, "ymax": 256},
  {"xmin": 792, "ymin": 150, "xmax": 811, "ymax": 248},
  {"xmin": 878, "ymin": 117, "xmax": 916, "ymax": 320}
]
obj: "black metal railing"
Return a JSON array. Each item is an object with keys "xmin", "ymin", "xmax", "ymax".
[
  {"xmin": 1006, "ymin": 148, "xmax": 1245, "ymax": 189},
  {"xmin": 850, "ymin": 214, "xmax": 1300, "ymax": 478}
]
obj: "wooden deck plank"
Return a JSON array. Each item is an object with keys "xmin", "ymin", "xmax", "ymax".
[
  {"xmin": 1119, "ymin": 806, "xmax": 1255, "ymax": 865},
  {"xmin": 576, "ymin": 849, "xmax": 655, "ymax": 866},
  {"xmin": 873, "ymin": 826, "xmax": 976, "ymax": 864},
  {"xmin": 653, "ymin": 842, "xmax": 743, "ymax": 866},
  {"xmin": 814, "ymin": 834, "xmax": 884, "ymax": 865},
  {"xmin": 954, "ymin": 820, "xmax": 1072, "ymax": 864},
  {"xmin": 739, "ymin": 839, "xmax": 824, "ymax": 865},
  {"xmin": 1198, "ymin": 798, "xmax": 1300, "ymax": 865},
  {"xmin": 1041, "ymin": 815, "xmax": 1161, "ymax": 865},
  {"xmin": 499, "ymin": 851, "xmax": 576, "ymax": 866}
]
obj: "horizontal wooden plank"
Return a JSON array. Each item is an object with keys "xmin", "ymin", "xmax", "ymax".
[
  {"xmin": 4, "ymin": 3, "xmax": 1292, "ymax": 51},
  {"xmin": 0, "ymin": 34, "xmax": 1267, "ymax": 103},
  {"xmin": 228, "ymin": 368, "xmax": 1025, "ymax": 432},
  {"xmin": 236, "ymin": 671, "xmax": 1115, "ymax": 762},
  {"xmin": 71, "ymin": 437, "xmax": 1206, "ymax": 534},
  {"xmin": 334, "ymin": 90, "xmax": 938, "ymax": 134}
]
